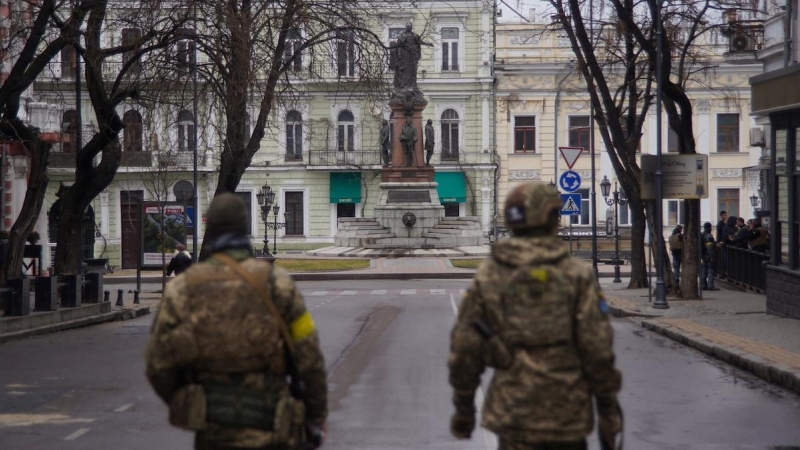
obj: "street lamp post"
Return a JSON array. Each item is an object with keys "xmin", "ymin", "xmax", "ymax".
[
  {"xmin": 601, "ymin": 176, "xmax": 628, "ymax": 283},
  {"xmin": 750, "ymin": 193, "xmax": 760, "ymax": 212},
  {"xmin": 256, "ymin": 184, "xmax": 275, "ymax": 257},
  {"xmin": 271, "ymin": 205, "xmax": 287, "ymax": 255}
]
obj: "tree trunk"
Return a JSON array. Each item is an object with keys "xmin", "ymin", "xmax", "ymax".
[
  {"xmin": 53, "ymin": 188, "xmax": 88, "ymax": 274},
  {"xmin": 645, "ymin": 202, "xmax": 676, "ymax": 293},
  {"xmin": 0, "ymin": 140, "xmax": 51, "ymax": 280},
  {"xmin": 680, "ymin": 199, "xmax": 700, "ymax": 298},
  {"xmin": 627, "ymin": 201, "xmax": 649, "ymax": 288}
]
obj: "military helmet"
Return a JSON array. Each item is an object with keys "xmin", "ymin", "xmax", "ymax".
[
  {"xmin": 205, "ymin": 192, "xmax": 249, "ymax": 241},
  {"xmin": 504, "ymin": 181, "xmax": 562, "ymax": 231}
]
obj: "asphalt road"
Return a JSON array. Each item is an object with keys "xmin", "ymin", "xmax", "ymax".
[{"xmin": 1, "ymin": 280, "xmax": 800, "ymax": 449}]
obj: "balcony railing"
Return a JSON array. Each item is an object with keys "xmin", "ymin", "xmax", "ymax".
[
  {"xmin": 120, "ymin": 151, "xmax": 153, "ymax": 167},
  {"xmin": 157, "ymin": 151, "xmax": 195, "ymax": 167},
  {"xmin": 440, "ymin": 151, "xmax": 460, "ymax": 162},
  {"xmin": 49, "ymin": 152, "xmax": 76, "ymax": 168},
  {"xmin": 284, "ymin": 153, "xmax": 304, "ymax": 163},
  {"xmin": 308, "ymin": 150, "xmax": 381, "ymax": 166}
]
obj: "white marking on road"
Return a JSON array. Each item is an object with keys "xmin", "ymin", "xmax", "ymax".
[
  {"xmin": 449, "ymin": 294, "xmax": 497, "ymax": 450},
  {"xmin": 64, "ymin": 427, "xmax": 90, "ymax": 441},
  {"xmin": 340, "ymin": 290, "xmax": 357, "ymax": 295},
  {"xmin": 431, "ymin": 289, "xmax": 446, "ymax": 295},
  {"xmin": 114, "ymin": 403, "xmax": 133, "ymax": 413},
  {"xmin": 371, "ymin": 290, "xmax": 387, "ymax": 295},
  {"xmin": 7, "ymin": 391, "xmax": 26, "ymax": 396},
  {"xmin": 310, "ymin": 291, "xmax": 328, "ymax": 296},
  {"xmin": 400, "ymin": 289, "xmax": 416, "ymax": 295}
]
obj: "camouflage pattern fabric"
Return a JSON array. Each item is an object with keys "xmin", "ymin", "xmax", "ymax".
[
  {"xmin": 448, "ymin": 235, "xmax": 621, "ymax": 443},
  {"xmin": 146, "ymin": 249, "xmax": 327, "ymax": 449},
  {"xmin": 499, "ymin": 439, "xmax": 587, "ymax": 450}
]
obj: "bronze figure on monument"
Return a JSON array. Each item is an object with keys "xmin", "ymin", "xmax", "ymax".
[
  {"xmin": 379, "ymin": 120, "xmax": 391, "ymax": 166},
  {"xmin": 390, "ymin": 23, "xmax": 433, "ymax": 100},
  {"xmin": 424, "ymin": 119, "xmax": 435, "ymax": 166},
  {"xmin": 399, "ymin": 118, "xmax": 418, "ymax": 167}
]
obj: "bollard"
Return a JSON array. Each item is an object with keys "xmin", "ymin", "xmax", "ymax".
[
  {"xmin": 35, "ymin": 277, "xmax": 58, "ymax": 311},
  {"xmin": 116, "ymin": 289, "xmax": 124, "ymax": 307},
  {"xmin": 59, "ymin": 274, "xmax": 81, "ymax": 308},
  {"xmin": 103, "ymin": 290, "xmax": 110, "ymax": 302},
  {"xmin": 133, "ymin": 290, "xmax": 140, "ymax": 304},
  {"xmin": 84, "ymin": 272, "xmax": 104, "ymax": 303}
]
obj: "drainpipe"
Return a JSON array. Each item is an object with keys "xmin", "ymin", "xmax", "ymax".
[
  {"xmin": 784, "ymin": 0, "xmax": 793, "ymax": 67},
  {"xmin": 553, "ymin": 63, "xmax": 574, "ymax": 184},
  {"xmin": 492, "ymin": 0, "xmax": 499, "ymax": 241}
]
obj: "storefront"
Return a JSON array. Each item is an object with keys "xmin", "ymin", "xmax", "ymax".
[
  {"xmin": 435, "ymin": 172, "xmax": 466, "ymax": 217},
  {"xmin": 329, "ymin": 172, "xmax": 362, "ymax": 228},
  {"xmin": 751, "ymin": 65, "xmax": 800, "ymax": 319}
]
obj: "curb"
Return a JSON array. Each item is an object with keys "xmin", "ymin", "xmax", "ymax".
[
  {"xmin": 0, "ymin": 306, "xmax": 151, "ymax": 345},
  {"xmin": 641, "ymin": 320, "xmax": 800, "ymax": 396}
]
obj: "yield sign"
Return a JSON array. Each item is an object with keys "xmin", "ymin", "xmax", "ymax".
[{"xmin": 559, "ymin": 146, "xmax": 584, "ymax": 169}]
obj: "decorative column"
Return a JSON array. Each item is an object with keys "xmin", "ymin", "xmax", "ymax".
[
  {"xmin": 100, "ymin": 190, "xmax": 110, "ymax": 237},
  {"xmin": 481, "ymin": 175, "xmax": 491, "ymax": 234}
]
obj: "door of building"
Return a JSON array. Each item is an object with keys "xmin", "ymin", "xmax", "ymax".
[
  {"xmin": 120, "ymin": 191, "xmax": 143, "ymax": 269},
  {"xmin": 284, "ymin": 192, "xmax": 304, "ymax": 236}
]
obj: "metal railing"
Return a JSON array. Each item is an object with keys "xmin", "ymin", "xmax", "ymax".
[
  {"xmin": 308, "ymin": 150, "xmax": 381, "ymax": 166},
  {"xmin": 715, "ymin": 245, "xmax": 770, "ymax": 292},
  {"xmin": 121, "ymin": 151, "xmax": 153, "ymax": 167}
]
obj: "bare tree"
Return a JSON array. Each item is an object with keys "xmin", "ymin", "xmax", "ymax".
[{"xmin": 547, "ymin": 0, "xmax": 760, "ymax": 297}]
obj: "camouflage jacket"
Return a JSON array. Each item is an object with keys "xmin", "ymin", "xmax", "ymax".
[
  {"xmin": 145, "ymin": 250, "xmax": 327, "ymax": 448},
  {"xmin": 448, "ymin": 236, "xmax": 621, "ymax": 443}
]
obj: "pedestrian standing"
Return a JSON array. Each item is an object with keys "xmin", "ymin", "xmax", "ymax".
[
  {"xmin": 146, "ymin": 193, "xmax": 327, "ymax": 450},
  {"xmin": 749, "ymin": 219, "xmax": 769, "ymax": 253},
  {"xmin": 716, "ymin": 211, "xmax": 727, "ymax": 242},
  {"xmin": 448, "ymin": 181, "xmax": 623, "ymax": 450},
  {"xmin": 669, "ymin": 225, "xmax": 683, "ymax": 286},
  {"xmin": 165, "ymin": 243, "xmax": 193, "ymax": 277},
  {"xmin": 701, "ymin": 222, "xmax": 720, "ymax": 291}
]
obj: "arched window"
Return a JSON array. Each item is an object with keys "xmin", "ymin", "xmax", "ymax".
[
  {"xmin": 177, "ymin": 110, "xmax": 195, "ymax": 152},
  {"xmin": 176, "ymin": 28, "xmax": 196, "ymax": 74},
  {"xmin": 61, "ymin": 110, "xmax": 78, "ymax": 152},
  {"xmin": 123, "ymin": 110, "xmax": 143, "ymax": 152},
  {"xmin": 337, "ymin": 110, "xmax": 354, "ymax": 152},
  {"xmin": 286, "ymin": 110, "xmax": 303, "ymax": 160},
  {"xmin": 441, "ymin": 109, "xmax": 459, "ymax": 160}
]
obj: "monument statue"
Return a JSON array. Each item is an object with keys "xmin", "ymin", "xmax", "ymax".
[
  {"xmin": 379, "ymin": 120, "xmax": 391, "ymax": 166},
  {"xmin": 390, "ymin": 23, "xmax": 433, "ymax": 99},
  {"xmin": 399, "ymin": 117, "xmax": 418, "ymax": 167},
  {"xmin": 424, "ymin": 119, "xmax": 435, "ymax": 166}
]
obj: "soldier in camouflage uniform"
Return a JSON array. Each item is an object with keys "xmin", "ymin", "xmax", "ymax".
[
  {"xmin": 146, "ymin": 193, "xmax": 327, "ymax": 450},
  {"xmin": 448, "ymin": 181, "xmax": 623, "ymax": 450}
]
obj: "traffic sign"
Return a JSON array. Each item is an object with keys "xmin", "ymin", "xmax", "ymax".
[
  {"xmin": 186, "ymin": 206, "xmax": 195, "ymax": 227},
  {"xmin": 560, "ymin": 193, "xmax": 581, "ymax": 216},
  {"xmin": 559, "ymin": 146, "xmax": 584, "ymax": 169},
  {"xmin": 559, "ymin": 170, "xmax": 582, "ymax": 193}
]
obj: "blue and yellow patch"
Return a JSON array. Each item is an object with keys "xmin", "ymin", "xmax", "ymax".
[{"xmin": 598, "ymin": 293, "xmax": 610, "ymax": 315}]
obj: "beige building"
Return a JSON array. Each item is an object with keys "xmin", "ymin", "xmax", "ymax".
[{"xmin": 494, "ymin": 22, "xmax": 765, "ymax": 241}]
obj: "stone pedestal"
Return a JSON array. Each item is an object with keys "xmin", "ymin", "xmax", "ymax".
[
  {"xmin": 374, "ymin": 182, "xmax": 444, "ymax": 239},
  {"xmin": 382, "ymin": 100, "xmax": 434, "ymax": 183}
]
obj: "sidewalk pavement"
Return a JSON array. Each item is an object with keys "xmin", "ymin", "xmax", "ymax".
[
  {"xmin": 6, "ymin": 255, "xmax": 800, "ymax": 399},
  {"xmin": 601, "ymin": 278, "xmax": 800, "ymax": 396}
]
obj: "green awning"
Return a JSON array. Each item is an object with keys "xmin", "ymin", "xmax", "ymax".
[
  {"xmin": 435, "ymin": 172, "xmax": 466, "ymax": 203},
  {"xmin": 330, "ymin": 172, "xmax": 362, "ymax": 204}
]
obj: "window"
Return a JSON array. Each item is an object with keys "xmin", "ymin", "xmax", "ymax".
[
  {"xmin": 337, "ymin": 203, "xmax": 356, "ymax": 220},
  {"xmin": 441, "ymin": 109, "xmax": 460, "ymax": 161},
  {"xmin": 177, "ymin": 110, "xmax": 195, "ymax": 152},
  {"xmin": 444, "ymin": 203, "xmax": 460, "ymax": 217},
  {"xmin": 568, "ymin": 116, "xmax": 590, "ymax": 149},
  {"xmin": 667, "ymin": 200, "xmax": 684, "ymax": 226},
  {"xmin": 441, "ymin": 27, "xmax": 459, "ymax": 72},
  {"xmin": 717, "ymin": 113, "xmax": 740, "ymax": 152},
  {"xmin": 286, "ymin": 110, "xmax": 303, "ymax": 160},
  {"xmin": 123, "ymin": 110, "xmax": 143, "ymax": 152},
  {"xmin": 285, "ymin": 191, "xmax": 304, "ymax": 235},
  {"xmin": 570, "ymin": 188, "xmax": 591, "ymax": 225},
  {"xmin": 668, "ymin": 128, "xmax": 679, "ymax": 153},
  {"xmin": 717, "ymin": 188, "xmax": 739, "ymax": 219},
  {"xmin": 61, "ymin": 45, "xmax": 77, "ymax": 79},
  {"xmin": 514, "ymin": 116, "xmax": 536, "ymax": 153},
  {"xmin": 776, "ymin": 129, "xmax": 790, "ymax": 264},
  {"xmin": 121, "ymin": 28, "xmax": 142, "ymax": 75},
  {"xmin": 619, "ymin": 206, "xmax": 631, "ymax": 226},
  {"xmin": 234, "ymin": 192, "xmax": 253, "ymax": 236},
  {"xmin": 336, "ymin": 30, "xmax": 355, "ymax": 77},
  {"xmin": 61, "ymin": 110, "xmax": 78, "ymax": 152},
  {"xmin": 337, "ymin": 111, "xmax": 354, "ymax": 152},
  {"xmin": 284, "ymin": 28, "xmax": 302, "ymax": 71},
  {"xmin": 388, "ymin": 27, "xmax": 405, "ymax": 69},
  {"xmin": 176, "ymin": 29, "xmax": 196, "ymax": 74}
]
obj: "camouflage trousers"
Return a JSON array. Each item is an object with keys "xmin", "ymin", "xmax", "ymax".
[
  {"xmin": 498, "ymin": 439, "xmax": 587, "ymax": 450},
  {"xmin": 195, "ymin": 440, "xmax": 296, "ymax": 450}
]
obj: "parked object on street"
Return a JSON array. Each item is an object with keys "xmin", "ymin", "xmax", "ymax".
[
  {"xmin": 145, "ymin": 193, "xmax": 328, "ymax": 450},
  {"xmin": 448, "ymin": 181, "xmax": 622, "ymax": 450}
]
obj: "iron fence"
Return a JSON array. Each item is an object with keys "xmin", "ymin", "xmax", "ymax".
[
  {"xmin": 715, "ymin": 245, "xmax": 770, "ymax": 292},
  {"xmin": 308, "ymin": 150, "xmax": 381, "ymax": 166}
]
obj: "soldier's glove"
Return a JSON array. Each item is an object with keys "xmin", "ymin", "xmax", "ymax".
[
  {"xmin": 450, "ymin": 391, "xmax": 476, "ymax": 440},
  {"xmin": 597, "ymin": 397, "xmax": 623, "ymax": 450}
]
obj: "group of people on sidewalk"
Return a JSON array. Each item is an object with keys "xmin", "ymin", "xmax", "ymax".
[{"xmin": 669, "ymin": 210, "xmax": 770, "ymax": 290}]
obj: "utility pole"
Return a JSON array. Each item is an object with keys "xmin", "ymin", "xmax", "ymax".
[{"xmin": 653, "ymin": 0, "xmax": 669, "ymax": 309}]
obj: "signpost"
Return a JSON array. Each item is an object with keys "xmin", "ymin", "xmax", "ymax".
[
  {"xmin": 560, "ymin": 193, "xmax": 582, "ymax": 216},
  {"xmin": 641, "ymin": 154, "xmax": 709, "ymax": 200}
]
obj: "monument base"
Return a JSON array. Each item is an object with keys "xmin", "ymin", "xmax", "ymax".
[{"xmin": 381, "ymin": 165, "xmax": 435, "ymax": 183}]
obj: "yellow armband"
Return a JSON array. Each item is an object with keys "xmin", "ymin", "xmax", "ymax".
[{"xmin": 290, "ymin": 311, "xmax": 316, "ymax": 341}]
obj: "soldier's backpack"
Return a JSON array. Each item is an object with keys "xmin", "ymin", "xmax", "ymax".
[{"xmin": 668, "ymin": 234, "xmax": 683, "ymax": 252}]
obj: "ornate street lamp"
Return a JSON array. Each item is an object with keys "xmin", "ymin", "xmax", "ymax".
[
  {"xmin": 601, "ymin": 175, "xmax": 628, "ymax": 283},
  {"xmin": 256, "ymin": 184, "xmax": 275, "ymax": 257},
  {"xmin": 750, "ymin": 193, "xmax": 760, "ymax": 212}
]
